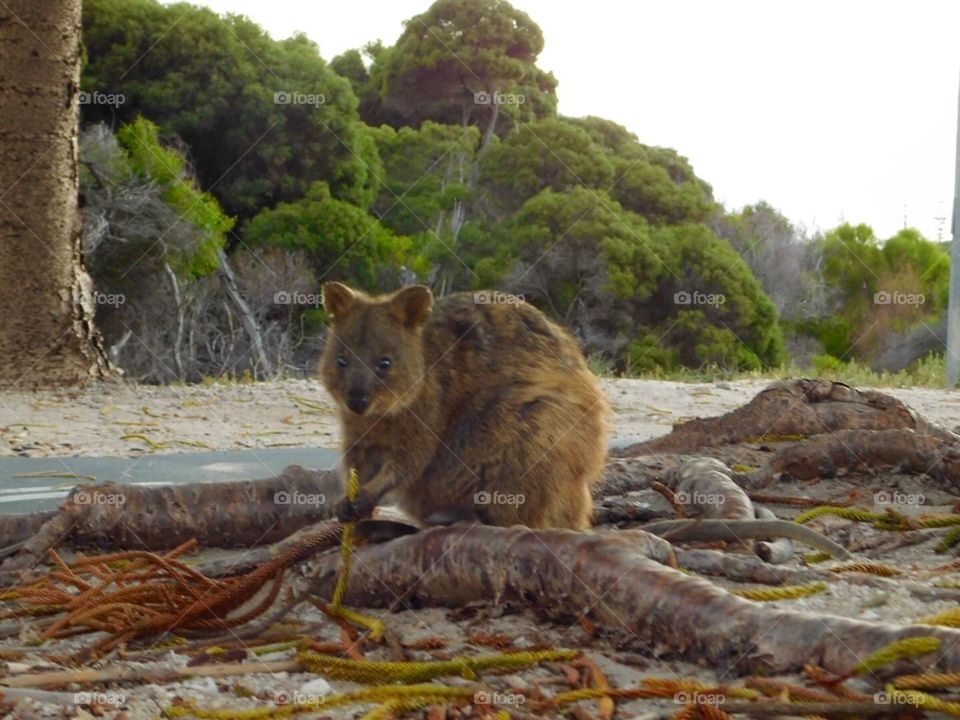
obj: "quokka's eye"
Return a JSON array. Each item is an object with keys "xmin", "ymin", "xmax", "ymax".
[
  {"xmin": 378, "ymin": 356, "xmax": 392, "ymax": 371},
  {"xmin": 336, "ymin": 355, "xmax": 348, "ymax": 368}
]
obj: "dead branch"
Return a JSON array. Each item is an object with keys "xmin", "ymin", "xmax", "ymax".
[
  {"xmin": 639, "ymin": 519, "xmax": 849, "ymax": 559},
  {"xmin": 746, "ymin": 428, "xmax": 960, "ymax": 489},
  {"xmin": 615, "ymin": 379, "xmax": 956, "ymax": 457},
  {"xmin": 665, "ymin": 458, "xmax": 755, "ymax": 520},
  {"xmin": 674, "ymin": 549, "xmax": 822, "ymax": 586},
  {"xmin": 0, "ymin": 465, "xmax": 339, "ymax": 573},
  {"xmin": 1, "ymin": 658, "xmax": 300, "ymax": 689},
  {"xmin": 295, "ymin": 525, "xmax": 960, "ymax": 677}
]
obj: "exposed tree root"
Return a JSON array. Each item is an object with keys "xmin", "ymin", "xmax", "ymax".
[
  {"xmin": 746, "ymin": 428, "xmax": 960, "ymax": 488},
  {"xmin": 4, "ymin": 375, "xmax": 960, "ymax": 710},
  {"xmin": 292, "ymin": 525, "xmax": 960, "ymax": 677},
  {"xmin": 639, "ymin": 519, "xmax": 849, "ymax": 559},
  {"xmin": 662, "ymin": 458, "xmax": 754, "ymax": 520},
  {"xmin": 614, "ymin": 379, "xmax": 956, "ymax": 457},
  {"xmin": 0, "ymin": 465, "xmax": 340, "ymax": 571},
  {"xmin": 674, "ymin": 549, "xmax": 821, "ymax": 585}
]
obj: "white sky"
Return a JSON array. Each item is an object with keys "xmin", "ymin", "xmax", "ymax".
[{"xmin": 162, "ymin": 0, "xmax": 960, "ymax": 242}]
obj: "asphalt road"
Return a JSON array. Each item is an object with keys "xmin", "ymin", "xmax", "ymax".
[{"xmin": 0, "ymin": 448, "xmax": 341, "ymax": 514}]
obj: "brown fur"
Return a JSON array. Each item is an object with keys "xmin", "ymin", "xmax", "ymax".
[{"xmin": 319, "ymin": 283, "xmax": 609, "ymax": 530}]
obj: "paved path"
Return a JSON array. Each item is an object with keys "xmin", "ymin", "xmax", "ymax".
[{"xmin": 0, "ymin": 447, "xmax": 340, "ymax": 514}]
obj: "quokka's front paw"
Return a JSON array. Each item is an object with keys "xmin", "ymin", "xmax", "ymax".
[{"xmin": 335, "ymin": 489, "xmax": 376, "ymax": 523}]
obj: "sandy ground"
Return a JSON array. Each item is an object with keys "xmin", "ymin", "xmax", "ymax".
[
  {"xmin": 3, "ymin": 378, "xmax": 960, "ymax": 719},
  {"xmin": 3, "ymin": 377, "xmax": 960, "ymax": 458}
]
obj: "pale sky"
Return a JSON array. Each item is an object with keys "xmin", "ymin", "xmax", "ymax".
[{"xmin": 162, "ymin": 0, "xmax": 960, "ymax": 242}]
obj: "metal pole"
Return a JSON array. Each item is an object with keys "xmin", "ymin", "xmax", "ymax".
[{"xmin": 947, "ymin": 69, "xmax": 960, "ymax": 385}]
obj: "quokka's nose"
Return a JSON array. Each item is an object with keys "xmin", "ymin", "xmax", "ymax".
[{"xmin": 346, "ymin": 389, "xmax": 370, "ymax": 414}]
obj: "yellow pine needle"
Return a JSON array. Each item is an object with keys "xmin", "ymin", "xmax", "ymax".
[
  {"xmin": 733, "ymin": 582, "xmax": 828, "ymax": 601},
  {"xmin": 793, "ymin": 506, "xmax": 885, "ymax": 524},
  {"xmin": 919, "ymin": 516, "xmax": 960, "ymax": 529},
  {"xmin": 895, "ymin": 671, "xmax": 960, "ymax": 689},
  {"xmin": 893, "ymin": 687, "xmax": 960, "ymax": 717},
  {"xmin": 855, "ymin": 637, "xmax": 941, "ymax": 674},
  {"xmin": 326, "ymin": 468, "xmax": 385, "ymax": 640},
  {"xmin": 298, "ymin": 648, "xmax": 578, "ymax": 684},
  {"xmin": 936, "ymin": 527, "xmax": 960, "ymax": 553},
  {"xmin": 120, "ymin": 433, "xmax": 211, "ymax": 450},
  {"xmin": 359, "ymin": 696, "xmax": 453, "ymax": 720},
  {"xmin": 918, "ymin": 608, "xmax": 960, "ymax": 628},
  {"xmin": 164, "ymin": 684, "xmax": 474, "ymax": 719}
]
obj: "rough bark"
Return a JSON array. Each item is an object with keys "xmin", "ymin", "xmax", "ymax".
[
  {"xmin": 665, "ymin": 457, "xmax": 754, "ymax": 520},
  {"xmin": 217, "ymin": 248, "xmax": 273, "ymax": 377},
  {"xmin": 0, "ymin": 0, "xmax": 110, "ymax": 387},
  {"xmin": 747, "ymin": 428, "xmax": 960, "ymax": 490},
  {"xmin": 674, "ymin": 548, "xmax": 821, "ymax": 585},
  {"xmin": 614, "ymin": 379, "xmax": 955, "ymax": 457},
  {"xmin": 0, "ymin": 465, "xmax": 340, "ymax": 574},
  {"xmin": 639, "ymin": 518, "xmax": 848, "ymax": 559},
  {"xmin": 298, "ymin": 525, "xmax": 960, "ymax": 677}
]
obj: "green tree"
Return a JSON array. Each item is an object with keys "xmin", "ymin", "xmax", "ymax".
[
  {"xmin": 881, "ymin": 228, "xmax": 949, "ymax": 311},
  {"xmin": 82, "ymin": 0, "xmax": 381, "ymax": 222},
  {"xmin": 650, "ymin": 223, "xmax": 785, "ymax": 370},
  {"xmin": 331, "ymin": 44, "xmax": 405, "ymax": 128},
  {"xmin": 480, "ymin": 116, "xmax": 715, "ymax": 225},
  {"xmin": 82, "ymin": 118, "xmax": 232, "ymax": 284},
  {"xmin": 482, "ymin": 188, "xmax": 783, "ymax": 371},
  {"xmin": 242, "ymin": 182, "xmax": 421, "ymax": 291},
  {"xmin": 502, "ymin": 187, "xmax": 662, "ymax": 322},
  {"xmin": 80, "ymin": 120, "xmax": 248, "ymax": 381},
  {"xmin": 568, "ymin": 117, "xmax": 716, "ymax": 224},
  {"xmin": 821, "ymin": 223, "xmax": 882, "ymax": 299},
  {"xmin": 480, "ymin": 118, "xmax": 615, "ymax": 216},
  {"xmin": 370, "ymin": 121, "xmax": 480, "ymax": 238},
  {"xmin": 116, "ymin": 117, "xmax": 232, "ymax": 276},
  {"xmin": 380, "ymin": 0, "xmax": 557, "ymax": 144},
  {"xmin": 805, "ymin": 223, "xmax": 949, "ymax": 363},
  {"xmin": 368, "ymin": 121, "xmax": 482, "ymax": 290}
]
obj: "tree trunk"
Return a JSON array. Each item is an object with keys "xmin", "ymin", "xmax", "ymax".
[
  {"xmin": 0, "ymin": 0, "xmax": 109, "ymax": 387},
  {"xmin": 163, "ymin": 261, "xmax": 186, "ymax": 380},
  {"xmin": 217, "ymin": 249, "xmax": 273, "ymax": 378}
]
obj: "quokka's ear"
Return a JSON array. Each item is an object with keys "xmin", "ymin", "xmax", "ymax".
[
  {"xmin": 388, "ymin": 285, "xmax": 433, "ymax": 329},
  {"xmin": 321, "ymin": 282, "xmax": 357, "ymax": 318}
]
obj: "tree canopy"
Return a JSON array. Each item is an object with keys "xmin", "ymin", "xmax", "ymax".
[
  {"xmin": 75, "ymin": 0, "xmax": 938, "ymax": 379},
  {"xmin": 379, "ymin": 0, "xmax": 557, "ymax": 134},
  {"xmin": 82, "ymin": 0, "xmax": 381, "ymax": 222}
]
